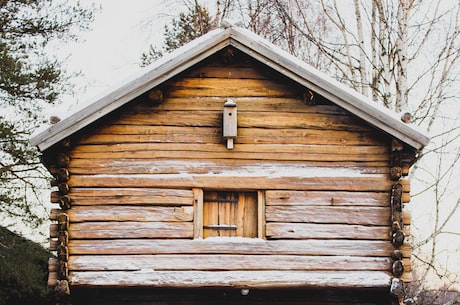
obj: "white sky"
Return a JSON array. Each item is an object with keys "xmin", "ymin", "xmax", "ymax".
[
  {"xmin": 57, "ymin": 0, "xmax": 163, "ymax": 108},
  {"xmin": 56, "ymin": 0, "xmax": 216, "ymax": 112}
]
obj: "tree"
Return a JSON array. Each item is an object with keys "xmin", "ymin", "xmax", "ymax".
[
  {"xmin": 141, "ymin": 0, "xmax": 216, "ymax": 66},
  {"xmin": 218, "ymin": 0, "xmax": 460, "ymax": 303},
  {"xmin": 0, "ymin": 226, "xmax": 55, "ymax": 305},
  {"xmin": 0, "ymin": 0, "xmax": 95, "ymax": 234}
]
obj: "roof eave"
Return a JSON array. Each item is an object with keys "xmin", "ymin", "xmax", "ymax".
[
  {"xmin": 227, "ymin": 27, "xmax": 430, "ymax": 150},
  {"xmin": 30, "ymin": 27, "xmax": 231, "ymax": 151},
  {"xmin": 30, "ymin": 25, "xmax": 430, "ymax": 152}
]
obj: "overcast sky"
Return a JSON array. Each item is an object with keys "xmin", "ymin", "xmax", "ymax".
[{"xmin": 54, "ymin": 0, "xmax": 218, "ymax": 112}]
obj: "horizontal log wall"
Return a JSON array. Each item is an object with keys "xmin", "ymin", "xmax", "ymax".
[{"xmin": 48, "ymin": 48, "xmax": 411, "ymax": 291}]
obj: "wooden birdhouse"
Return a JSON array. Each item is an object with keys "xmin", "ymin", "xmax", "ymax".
[{"xmin": 31, "ymin": 23, "xmax": 429, "ymax": 305}]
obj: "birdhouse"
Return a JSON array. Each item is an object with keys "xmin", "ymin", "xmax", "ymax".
[{"xmin": 223, "ymin": 98, "xmax": 237, "ymax": 149}]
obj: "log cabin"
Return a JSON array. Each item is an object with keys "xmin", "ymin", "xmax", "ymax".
[{"xmin": 30, "ymin": 23, "xmax": 430, "ymax": 305}]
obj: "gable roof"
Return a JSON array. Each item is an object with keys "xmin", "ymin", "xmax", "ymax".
[{"xmin": 30, "ymin": 24, "xmax": 430, "ymax": 151}]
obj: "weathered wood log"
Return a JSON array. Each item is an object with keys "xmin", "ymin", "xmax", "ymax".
[
  {"xmin": 78, "ymin": 124, "xmax": 385, "ymax": 146},
  {"xmin": 65, "ymin": 221, "xmax": 193, "ymax": 239},
  {"xmin": 68, "ymin": 254, "xmax": 394, "ymax": 272},
  {"xmin": 193, "ymin": 188, "xmax": 203, "ymax": 239},
  {"xmin": 392, "ymin": 230, "xmax": 405, "ymax": 247},
  {"xmin": 57, "ymin": 168, "xmax": 70, "ymax": 182},
  {"xmin": 390, "ymin": 167, "xmax": 402, "ymax": 180},
  {"xmin": 68, "ymin": 175, "xmax": 393, "ymax": 192},
  {"xmin": 266, "ymin": 223, "xmax": 390, "ymax": 240},
  {"xmin": 68, "ymin": 270, "xmax": 392, "ymax": 288},
  {"xmin": 67, "ymin": 188, "xmax": 193, "ymax": 206},
  {"xmin": 57, "ymin": 244, "xmax": 68, "ymax": 262},
  {"xmin": 51, "ymin": 191, "xmax": 60, "ymax": 203},
  {"xmin": 303, "ymin": 90, "xmax": 316, "ymax": 105},
  {"xmin": 68, "ymin": 158, "xmax": 389, "ymax": 177},
  {"xmin": 57, "ymin": 261, "xmax": 68, "ymax": 280},
  {"xmin": 50, "ymin": 179, "xmax": 59, "ymax": 187},
  {"xmin": 62, "ymin": 239, "xmax": 411, "ymax": 257},
  {"xmin": 266, "ymin": 206, "xmax": 390, "ymax": 226},
  {"xmin": 58, "ymin": 231, "xmax": 69, "ymax": 245},
  {"xmin": 402, "ymin": 192, "xmax": 411, "ymax": 203},
  {"xmin": 57, "ymin": 213, "xmax": 69, "ymax": 231},
  {"xmin": 48, "ymin": 271, "xmax": 57, "ymax": 287},
  {"xmin": 70, "ymin": 143, "xmax": 389, "ymax": 163},
  {"xmin": 49, "ymin": 115, "xmax": 61, "ymax": 124},
  {"xmin": 61, "ymin": 138, "xmax": 71, "ymax": 148},
  {"xmin": 57, "ymin": 152, "xmax": 71, "ymax": 167},
  {"xmin": 51, "ymin": 205, "xmax": 193, "ymax": 223},
  {"xmin": 59, "ymin": 195, "xmax": 71, "ymax": 210},
  {"xmin": 58, "ymin": 183, "xmax": 70, "ymax": 195},
  {"xmin": 99, "ymin": 109, "xmax": 376, "ymax": 132},
  {"xmin": 400, "ymin": 112, "xmax": 412, "ymax": 123},
  {"xmin": 402, "ymin": 163, "xmax": 410, "ymax": 176},
  {"xmin": 390, "ymin": 278, "xmax": 406, "ymax": 298},
  {"xmin": 54, "ymin": 279, "xmax": 70, "ymax": 298},
  {"xmin": 48, "ymin": 258, "xmax": 57, "ymax": 272},
  {"xmin": 392, "ymin": 250, "xmax": 404, "ymax": 261},
  {"xmin": 392, "ymin": 260, "xmax": 405, "ymax": 277},
  {"xmin": 147, "ymin": 88, "xmax": 163, "ymax": 104},
  {"xmin": 266, "ymin": 190, "xmax": 390, "ymax": 207}
]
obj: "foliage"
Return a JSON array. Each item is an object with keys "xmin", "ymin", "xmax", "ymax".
[
  {"xmin": 0, "ymin": 226, "xmax": 55, "ymax": 305},
  {"xmin": 141, "ymin": 0, "xmax": 216, "ymax": 66},
  {"xmin": 0, "ymin": 0, "xmax": 95, "ymax": 232}
]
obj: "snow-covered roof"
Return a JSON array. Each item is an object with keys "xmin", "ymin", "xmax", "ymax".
[{"xmin": 30, "ymin": 24, "xmax": 430, "ymax": 151}]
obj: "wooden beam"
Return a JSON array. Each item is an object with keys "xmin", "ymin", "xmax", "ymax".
[
  {"xmin": 68, "ymin": 175, "xmax": 392, "ymax": 192},
  {"xmin": 61, "ymin": 222, "xmax": 193, "ymax": 239},
  {"xmin": 50, "ymin": 206, "xmax": 193, "ymax": 223},
  {"xmin": 266, "ymin": 223, "xmax": 390, "ymax": 240},
  {"xmin": 64, "ymin": 239, "xmax": 412, "ymax": 258},
  {"xmin": 193, "ymin": 188, "xmax": 203, "ymax": 239},
  {"xmin": 68, "ymin": 254, "xmax": 398, "ymax": 271},
  {"xmin": 68, "ymin": 270, "xmax": 392, "ymax": 288},
  {"xmin": 266, "ymin": 206, "xmax": 390, "ymax": 226}
]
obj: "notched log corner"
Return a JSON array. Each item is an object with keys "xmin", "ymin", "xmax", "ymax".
[{"xmin": 148, "ymin": 88, "xmax": 164, "ymax": 104}]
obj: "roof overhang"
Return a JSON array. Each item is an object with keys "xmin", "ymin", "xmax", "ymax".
[{"xmin": 30, "ymin": 25, "xmax": 430, "ymax": 151}]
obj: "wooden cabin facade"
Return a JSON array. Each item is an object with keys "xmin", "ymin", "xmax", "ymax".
[{"xmin": 31, "ymin": 25, "xmax": 429, "ymax": 305}]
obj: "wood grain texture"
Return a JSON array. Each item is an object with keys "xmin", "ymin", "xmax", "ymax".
[
  {"xmin": 265, "ymin": 223, "xmax": 390, "ymax": 240},
  {"xmin": 265, "ymin": 190, "xmax": 390, "ymax": 206},
  {"xmin": 68, "ymin": 270, "xmax": 392, "ymax": 288},
  {"xmin": 68, "ymin": 254, "xmax": 398, "ymax": 271},
  {"xmin": 50, "ymin": 206, "xmax": 193, "ymax": 222},
  {"xmin": 67, "ymin": 188, "xmax": 193, "ymax": 206},
  {"xmin": 67, "ymin": 175, "xmax": 392, "ymax": 191},
  {"xmin": 68, "ymin": 159, "xmax": 389, "ymax": 175},
  {"xmin": 265, "ymin": 206, "xmax": 390, "ymax": 225},
  {"xmin": 51, "ymin": 222, "xmax": 193, "ymax": 239}
]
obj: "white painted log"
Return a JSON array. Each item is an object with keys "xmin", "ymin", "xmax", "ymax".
[{"xmin": 69, "ymin": 270, "xmax": 392, "ymax": 288}]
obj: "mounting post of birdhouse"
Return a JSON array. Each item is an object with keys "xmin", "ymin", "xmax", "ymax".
[{"xmin": 223, "ymin": 98, "xmax": 237, "ymax": 149}]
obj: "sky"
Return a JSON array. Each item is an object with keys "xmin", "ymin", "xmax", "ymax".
[
  {"xmin": 56, "ymin": 0, "xmax": 163, "ymax": 109},
  {"xmin": 55, "ymin": 0, "xmax": 216, "ymax": 113}
]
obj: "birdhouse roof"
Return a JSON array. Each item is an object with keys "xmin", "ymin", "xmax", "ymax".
[{"xmin": 30, "ymin": 24, "xmax": 430, "ymax": 151}]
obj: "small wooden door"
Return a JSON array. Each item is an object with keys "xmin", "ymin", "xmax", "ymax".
[{"xmin": 203, "ymin": 191, "xmax": 258, "ymax": 238}]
